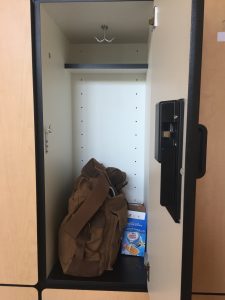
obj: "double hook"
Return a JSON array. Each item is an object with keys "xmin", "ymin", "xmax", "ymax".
[{"xmin": 95, "ymin": 25, "xmax": 115, "ymax": 43}]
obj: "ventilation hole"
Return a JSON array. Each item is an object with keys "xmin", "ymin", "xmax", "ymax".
[
  {"xmin": 80, "ymin": 106, "xmax": 83, "ymax": 109},
  {"xmin": 134, "ymin": 160, "xmax": 137, "ymax": 163},
  {"xmin": 134, "ymin": 186, "xmax": 137, "ymax": 189},
  {"xmin": 134, "ymin": 173, "xmax": 137, "ymax": 176},
  {"xmin": 136, "ymin": 93, "xmax": 138, "ymax": 96},
  {"xmin": 81, "ymin": 133, "xmax": 84, "ymax": 136},
  {"xmin": 81, "ymin": 92, "xmax": 83, "ymax": 96},
  {"xmin": 136, "ymin": 106, "xmax": 138, "ymax": 109},
  {"xmin": 81, "ymin": 120, "xmax": 83, "ymax": 123},
  {"xmin": 136, "ymin": 78, "xmax": 139, "ymax": 81},
  {"xmin": 134, "ymin": 147, "xmax": 137, "ymax": 150},
  {"xmin": 48, "ymin": 52, "xmax": 51, "ymax": 59},
  {"xmin": 135, "ymin": 120, "xmax": 138, "ymax": 123},
  {"xmin": 135, "ymin": 134, "xmax": 138, "ymax": 136},
  {"xmin": 81, "ymin": 159, "xmax": 84, "ymax": 162},
  {"xmin": 81, "ymin": 146, "xmax": 84, "ymax": 149}
]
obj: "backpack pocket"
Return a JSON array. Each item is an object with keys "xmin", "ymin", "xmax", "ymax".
[
  {"xmin": 107, "ymin": 215, "xmax": 121, "ymax": 269},
  {"xmin": 106, "ymin": 195, "xmax": 128, "ymax": 269},
  {"xmin": 58, "ymin": 220, "xmax": 78, "ymax": 272},
  {"xmin": 85, "ymin": 210, "xmax": 105, "ymax": 262}
]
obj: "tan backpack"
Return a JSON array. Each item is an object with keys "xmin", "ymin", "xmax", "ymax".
[{"xmin": 58, "ymin": 158, "xmax": 128, "ymax": 277}]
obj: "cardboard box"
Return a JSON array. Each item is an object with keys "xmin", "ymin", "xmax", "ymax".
[{"xmin": 121, "ymin": 204, "xmax": 147, "ymax": 257}]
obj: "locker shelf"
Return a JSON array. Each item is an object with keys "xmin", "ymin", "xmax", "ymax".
[
  {"xmin": 46, "ymin": 255, "xmax": 147, "ymax": 292},
  {"xmin": 64, "ymin": 64, "xmax": 148, "ymax": 74}
]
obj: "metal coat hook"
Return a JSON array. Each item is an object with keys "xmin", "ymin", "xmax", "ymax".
[{"xmin": 95, "ymin": 25, "xmax": 115, "ymax": 43}]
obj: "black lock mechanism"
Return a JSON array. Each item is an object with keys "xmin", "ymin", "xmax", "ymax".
[{"xmin": 155, "ymin": 99, "xmax": 184, "ymax": 223}]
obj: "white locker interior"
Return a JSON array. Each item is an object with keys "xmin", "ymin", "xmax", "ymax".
[
  {"xmin": 38, "ymin": 1, "xmax": 195, "ymax": 299},
  {"xmin": 40, "ymin": 1, "xmax": 152, "ymax": 276}
]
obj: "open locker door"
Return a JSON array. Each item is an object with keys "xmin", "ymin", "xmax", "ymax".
[{"xmin": 146, "ymin": 0, "xmax": 204, "ymax": 299}]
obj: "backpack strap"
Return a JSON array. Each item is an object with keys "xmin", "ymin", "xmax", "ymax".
[{"xmin": 64, "ymin": 173, "xmax": 109, "ymax": 239}]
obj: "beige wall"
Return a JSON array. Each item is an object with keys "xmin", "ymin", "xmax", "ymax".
[
  {"xmin": 41, "ymin": 6, "xmax": 73, "ymax": 276},
  {"xmin": 68, "ymin": 43, "xmax": 148, "ymax": 64}
]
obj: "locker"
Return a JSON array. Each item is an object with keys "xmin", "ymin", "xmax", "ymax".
[
  {"xmin": 31, "ymin": 1, "xmax": 204, "ymax": 299},
  {"xmin": 0, "ymin": 287, "xmax": 38, "ymax": 300},
  {"xmin": 37, "ymin": 2, "xmax": 151, "ymax": 292},
  {"xmin": 192, "ymin": 297, "xmax": 225, "ymax": 300},
  {"xmin": 3, "ymin": 0, "xmax": 225, "ymax": 299},
  {"xmin": 192, "ymin": 0, "xmax": 225, "ymax": 294},
  {"xmin": 0, "ymin": 286, "xmax": 38, "ymax": 300},
  {"xmin": 2, "ymin": 0, "xmax": 215, "ymax": 300},
  {"xmin": 0, "ymin": 0, "xmax": 38, "ymax": 285},
  {"xmin": 42, "ymin": 289, "xmax": 149, "ymax": 300}
]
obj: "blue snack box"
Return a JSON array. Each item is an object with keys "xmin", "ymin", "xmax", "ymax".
[{"xmin": 121, "ymin": 207, "xmax": 147, "ymax": 257}]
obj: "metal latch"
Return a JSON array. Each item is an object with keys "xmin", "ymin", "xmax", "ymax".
[{"xmin": 149, "ymin": 6, "xmax": 159, "ymax": 30}]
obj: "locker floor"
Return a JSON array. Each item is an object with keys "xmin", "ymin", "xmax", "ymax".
[{"xmin": 46, "ymin": 255, "xmax": 147, "ymax": 291}]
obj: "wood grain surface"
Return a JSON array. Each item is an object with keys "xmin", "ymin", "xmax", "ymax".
[
  {"xmin": 0, "ymin": 0, "xmax": 38, "ymax": 284},
  {"xmin": 192, "ymin": 0, "xmax": 225, "ymax": 293},
  {"xmin": 42, "ymin": 289, "xmax": 149, "ymax": 300},
  {"xmin": 0, "ymin": 287, "xmax": 38, "ymax": 300},
  {"xmin": 192, "ymin": 296, "xmax": 225, "ymax": 300}
]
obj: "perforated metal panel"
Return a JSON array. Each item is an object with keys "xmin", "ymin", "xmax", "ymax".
[{"xmin": 72, "ymin": 73, "xmax": 147, "ymax": 204}]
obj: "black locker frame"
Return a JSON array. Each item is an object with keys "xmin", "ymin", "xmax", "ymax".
[{"xmin": 26, "ymin": 0, "xmax": 205, "ymax": 299}]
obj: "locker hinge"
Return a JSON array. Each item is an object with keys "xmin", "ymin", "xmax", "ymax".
[
  {"xmin": 44, "ymin": 124, "xmax": 53, "ymax": 154},
  {"xmin": 144, "ymin": 252, "xmax": 150, "ymax": 282},
  {"xmin": 145, "ymin": 262, "xmax": 150, "ymax": 282}
]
